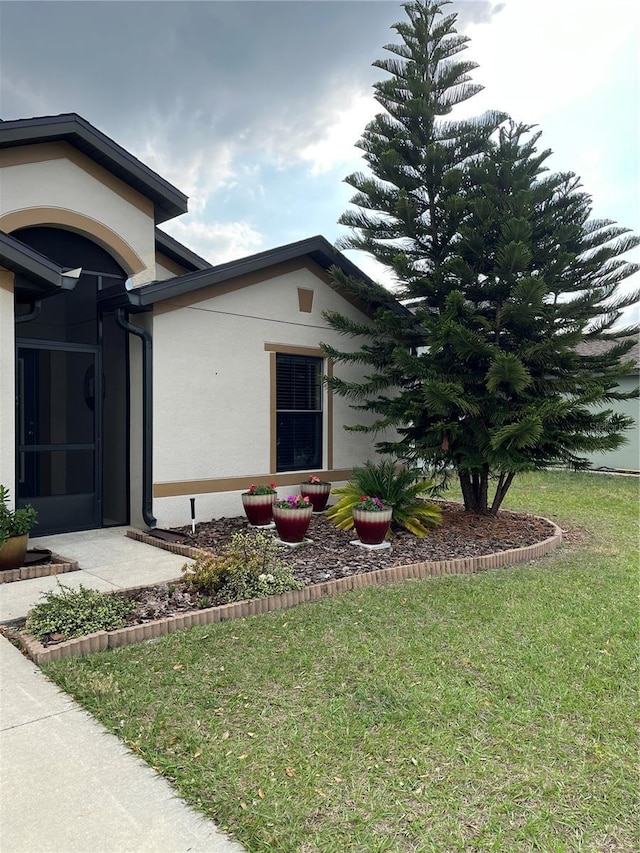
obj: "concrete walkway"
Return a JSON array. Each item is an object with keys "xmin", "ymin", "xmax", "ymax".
[{"xmin": 0, "ymin": 528, "xmax": 245, "ymax": 853}]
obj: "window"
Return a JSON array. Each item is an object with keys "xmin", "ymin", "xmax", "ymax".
[{"xmin": 276, "ymin": 353, "xmax": 323, "ymax": 472}]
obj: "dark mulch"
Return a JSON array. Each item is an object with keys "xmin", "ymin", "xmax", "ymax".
[
  {"xmin": 169, "ymin": 502, "xmax": 557, "ymax": 587},
  {"xmin": 18, "ymin": 504, "xmax": 558, "ymax": 643}
]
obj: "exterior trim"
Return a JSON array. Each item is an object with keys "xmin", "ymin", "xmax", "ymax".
[
  {"xmin": 155, "ymin": 251, "xmax": 191, "ymax": 277},
  {"xmin": 132, "ymin": 235, "xmax": 412, "ymax": 320},
  {"xmin": 0, "ymin": 270, "xmax": 14, "ymax": 292},
  {"xmin": 265, "ymin": 343, "xmax": 333, "ymax": 475},
  {"xmin": 0, "ymin": 142, "xmax": 154, "ymax": 218},
  {"xmin": 297, "ymin": 287, "xmax": 314, "ymax": 313},
  {"xmin": 269, "ymin": 352, "xmax": 277, "ymax": 474},
  {"xmin": 0, "ymin": 113, "xmax": 187, "ymax": 223},
  {"xmin": 0, "ymin": 208, "xmax": 146, "ymax": 275},
  {"xmin": 151, "ymin": 258, "xmax": 328, "ymax": 315},
  {"xmin": 154, "ymin": 228, "xmax": 210, "ymax": 271},
  {"xmin": 153, "ymin": 469, "xmax": 354, "ymax": 499},
  {"xmin": 264, "ymin": 343, "xmax": 325, "ymax": 357}
]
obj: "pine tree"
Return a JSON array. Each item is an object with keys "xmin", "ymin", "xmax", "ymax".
[{"xmin": 323, "ymin": 0, "xmax": 639, "ymax": 514}]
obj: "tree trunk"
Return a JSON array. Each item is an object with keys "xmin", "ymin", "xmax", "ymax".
[{"xmin": 458, "ymin": 470, "xmax": 516, "ymax": 515}]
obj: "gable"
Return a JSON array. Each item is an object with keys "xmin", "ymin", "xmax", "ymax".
[{"xmin": 0, "ymin": 113, "xmax": 187, "ymax": 223}]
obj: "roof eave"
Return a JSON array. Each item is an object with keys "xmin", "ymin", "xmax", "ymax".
[
  {"xmin": 0, "ymin": 231, "xmax": 81, "ymax": 293},
  {"xmin": 0, "ymin": 114, "xmax": 188, "ymax": 224},
  {"xmin": 134, "ymin": 235, "xmax": 411, "ymax": 317}
]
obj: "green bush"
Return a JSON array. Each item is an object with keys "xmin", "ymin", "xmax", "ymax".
[
  {"xmin": 182, "ymin": 531, "xmax": 303, "ymax": 603},
  {"xmin": 325, "ymin": 458, "xmax": 442, "ymax": 537},
  {"xmin": 26, "ymin": 583, "xmax": 134, "ymax": 642},
  {"xmin": 0, "ymin": 483, "xmax": 37, "ymax": 546}
]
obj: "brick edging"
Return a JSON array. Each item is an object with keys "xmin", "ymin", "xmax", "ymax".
[
  {"xmin": 0, "ymin": 554, "xmax": 80, "ymax": 585},
  {"xmin": 20, "ymin": 519, "xmax": 562, "ymax": 665}
]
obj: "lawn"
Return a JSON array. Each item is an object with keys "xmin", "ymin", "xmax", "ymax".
[{"xmin": 44, "ymin": 471, "xmax": 639, "ymax": 852}]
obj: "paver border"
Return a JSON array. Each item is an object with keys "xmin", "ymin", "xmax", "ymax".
[
  {"xmin": 0, "ymin": 553, "xmax": 80, "ymax": 585},
  {"xmin": 19, "ymin": 518, "xmax": 562, "ymax": 665}
]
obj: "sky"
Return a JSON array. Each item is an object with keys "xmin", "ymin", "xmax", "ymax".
[{"xmin": 1, "ymin": 0, "xmax": 638, "ymax": 321}]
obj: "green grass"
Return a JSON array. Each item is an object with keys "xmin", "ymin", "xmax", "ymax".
[{"xmin": 44, "ymin": 471, "xmax": 639, "ymax": 852}]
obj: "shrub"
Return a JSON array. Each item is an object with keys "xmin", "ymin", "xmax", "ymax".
[
  {"xmin": 182, "ymin": 531, "xmax": 303, "ymax": 603},
  {"xmin": 0, "ymin": 483, "xmax": 37, "ymax": 546},
  {"xmin": 325, "ymin": 459, "xmax": 442, "ymax": 537},
  {"xmin": 26, "ymin": 583, "xmax": 134, "ymax": 643}
]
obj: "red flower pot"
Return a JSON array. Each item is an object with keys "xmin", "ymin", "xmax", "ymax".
[
  {"xmin": 241, "ymin": 493, "xmax": 275, "ymax": 526},
  {"xmin": 300, "ymin": 482, "xmax": 331, "ymax": 512},
  {"xmin": 352, "ymin": 507, "xmax": 392, "ymax": 546},
  {"xmin": 273, "ymin": 505, "xmax": 313, "ymax": 543}
]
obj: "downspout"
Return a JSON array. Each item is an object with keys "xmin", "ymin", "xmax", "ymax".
[{"xmin": 115, "ymin": 307, "xmax": 156, "ymax": 528}]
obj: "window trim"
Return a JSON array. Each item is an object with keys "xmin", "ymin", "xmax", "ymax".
[{"xmin": 265, "ymin": 343, "xmax": 333, "ymax": 475}]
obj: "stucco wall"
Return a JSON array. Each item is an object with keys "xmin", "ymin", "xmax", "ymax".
[
  {"xmin": 585, "ymin": 375, "xmax": 639, "ymax": 471},
  {"xmin": 0, "ymin": 143, "xmax": 157, "ymax": 284},
  {"xmin": 152, "ymin": 265, "xmax": 394, "ymax": 525},
  {"xmin": 0, "ymin": 271, "xmax": 15, "ymax": 497}
]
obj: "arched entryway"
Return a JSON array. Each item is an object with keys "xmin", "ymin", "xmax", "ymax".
[{"xmin": 13, "ymin": 226, "xmax": 130, "ymax": 534}]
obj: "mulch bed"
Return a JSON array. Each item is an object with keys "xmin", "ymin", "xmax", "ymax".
[
  {"xmin": 169, "ymin": 502, "xmax": 557, "ymax": 587},
  {"xmin": 13, "ymin": 504, "xmax": 560, "ymax": 649}
]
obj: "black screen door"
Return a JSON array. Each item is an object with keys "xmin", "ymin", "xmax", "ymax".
[{"xmin": 17, "ymin": 343, "xmax": 100, "ymax": 534}]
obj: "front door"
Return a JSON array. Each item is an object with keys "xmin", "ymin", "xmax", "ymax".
[
  {"xmin": 16, "ymin": 343, "xmax": 100, "ymax": 534},
  {"xmin": 12, "ymin": 225, "xmax": 130, "ymax": 536}
]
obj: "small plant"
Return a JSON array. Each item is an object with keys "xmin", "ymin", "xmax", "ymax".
[
  {"xmin": 275, "ymin": 494, "xmax": 311, "ymax": 509},
  {"xmin": 356, "ymin": 495, "xmax": 389, "ymax": 512},
  {"xmin": 304, "ymin": 475, "xmax": 329, "ymax": 485},
  {"xmin": 182, "ymin": 531, "xmax": 303, "ymax": 603},
  {"xmin": 26, "ymin": 582, "xmax": 134, "ymax": 643},
  {"xmin": 244, "ymin": 482, "xmax": 277, "ymax": 496},
  {"xmin": 325, "ymin": 459, "xmax": 442, "ymax": 537},
  {"xmin": 0, "ymin": 484, "xmax": 37, "ymax": 547}
]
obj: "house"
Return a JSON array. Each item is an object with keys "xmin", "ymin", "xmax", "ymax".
[
  {"xmin": 0, "ymin": 113, "xmax": 395, "ymax": 535},
  {"xmin": 577, "ymin": 338, "xmax": 639, "ymax": 473}
]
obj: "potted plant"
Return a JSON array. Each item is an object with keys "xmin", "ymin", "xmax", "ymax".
[
  {"xmin": 272, "ymin": 494, "xmax": 313, "ymax": 544},
  {"xmin": 0, "ymin": 485, "xmax": 38, "ymax": 570},
  {"xmin": 352, "ymin": 495, "xmax": 393, "ymax": 546},
  {"xmin": 241, "ymin": 482, "xmax": 277, "ymax": 527},
  {"xmin": 300, "ymin": 474, "xmax": 331, "ymax": 512}
]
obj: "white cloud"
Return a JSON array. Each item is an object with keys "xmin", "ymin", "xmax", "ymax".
[
  {"xmin": 138, "ymin": 137, "xmax": 238, "ymax": 217},
  {"xmin": 162, "ymin": 218, "xmax": 264, "ymax": 266},
  {"xmin": 462, "ymin": 0, "xmax": 637, "ymax": 124},
  {"xmin": 298, "ymin": 90, "xmax": 379, "ymax": 176}
]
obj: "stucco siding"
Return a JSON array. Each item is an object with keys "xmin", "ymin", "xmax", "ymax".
[
  {"xmin": 152, "ymin": 268, "xmax": 394, "ymax": 525},
  {"xmin": 585, "ymin": 375, "xmax": 639, "ymax": 471},
  {"xmin": 0, "ymin": 271, "xmax": 15, "ymax": 494},
  {"xmin": 0, "ymin": 146, "xmax": 156, "ymax": 283}
]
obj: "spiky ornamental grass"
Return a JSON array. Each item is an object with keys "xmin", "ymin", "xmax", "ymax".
[
  {"xmin": 321, "ymin": 0, "xmax": 639, "ymax": 514},
  {"xmin": 325, "ymin": 458, "xmax": 441, "ymax": 536}
]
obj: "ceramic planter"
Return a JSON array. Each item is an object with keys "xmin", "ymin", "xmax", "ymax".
[
  {"xmin": 241, "ymin": 493, "xmax": 276, "ymax": 526},
  {"xmin": 300, "ymin": 482, "xmax": 331, "ymax": 512},
  {"xmin": 0, "ymin": 533, "xmax": 29, "ymax": 570},
  {"xmin": 273, "ymin": 505, "xmax": 313, "ymax": 543},
  {"xmin": 352, "ymin": 507, "xmax": 393, "ymax": 546}
]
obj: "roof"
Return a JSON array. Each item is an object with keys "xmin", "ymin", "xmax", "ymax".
[
  {"xmin": 577, "ymin": 337, "xmax": 640, "ymax": 372},
  {"xmin": 0, "ymin": 114, "xmax": 188, "ymax": 224},
  {"xmin": 0, "ymin": 230, "xmax": 81, "ymax": 297},
  {"xmin": 154, "ymin": 228, "xmax": 210, "ymax": 272},
  {"xmin": 129, "ymin": 234, "xmax": 410, "ymax": 316}
]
